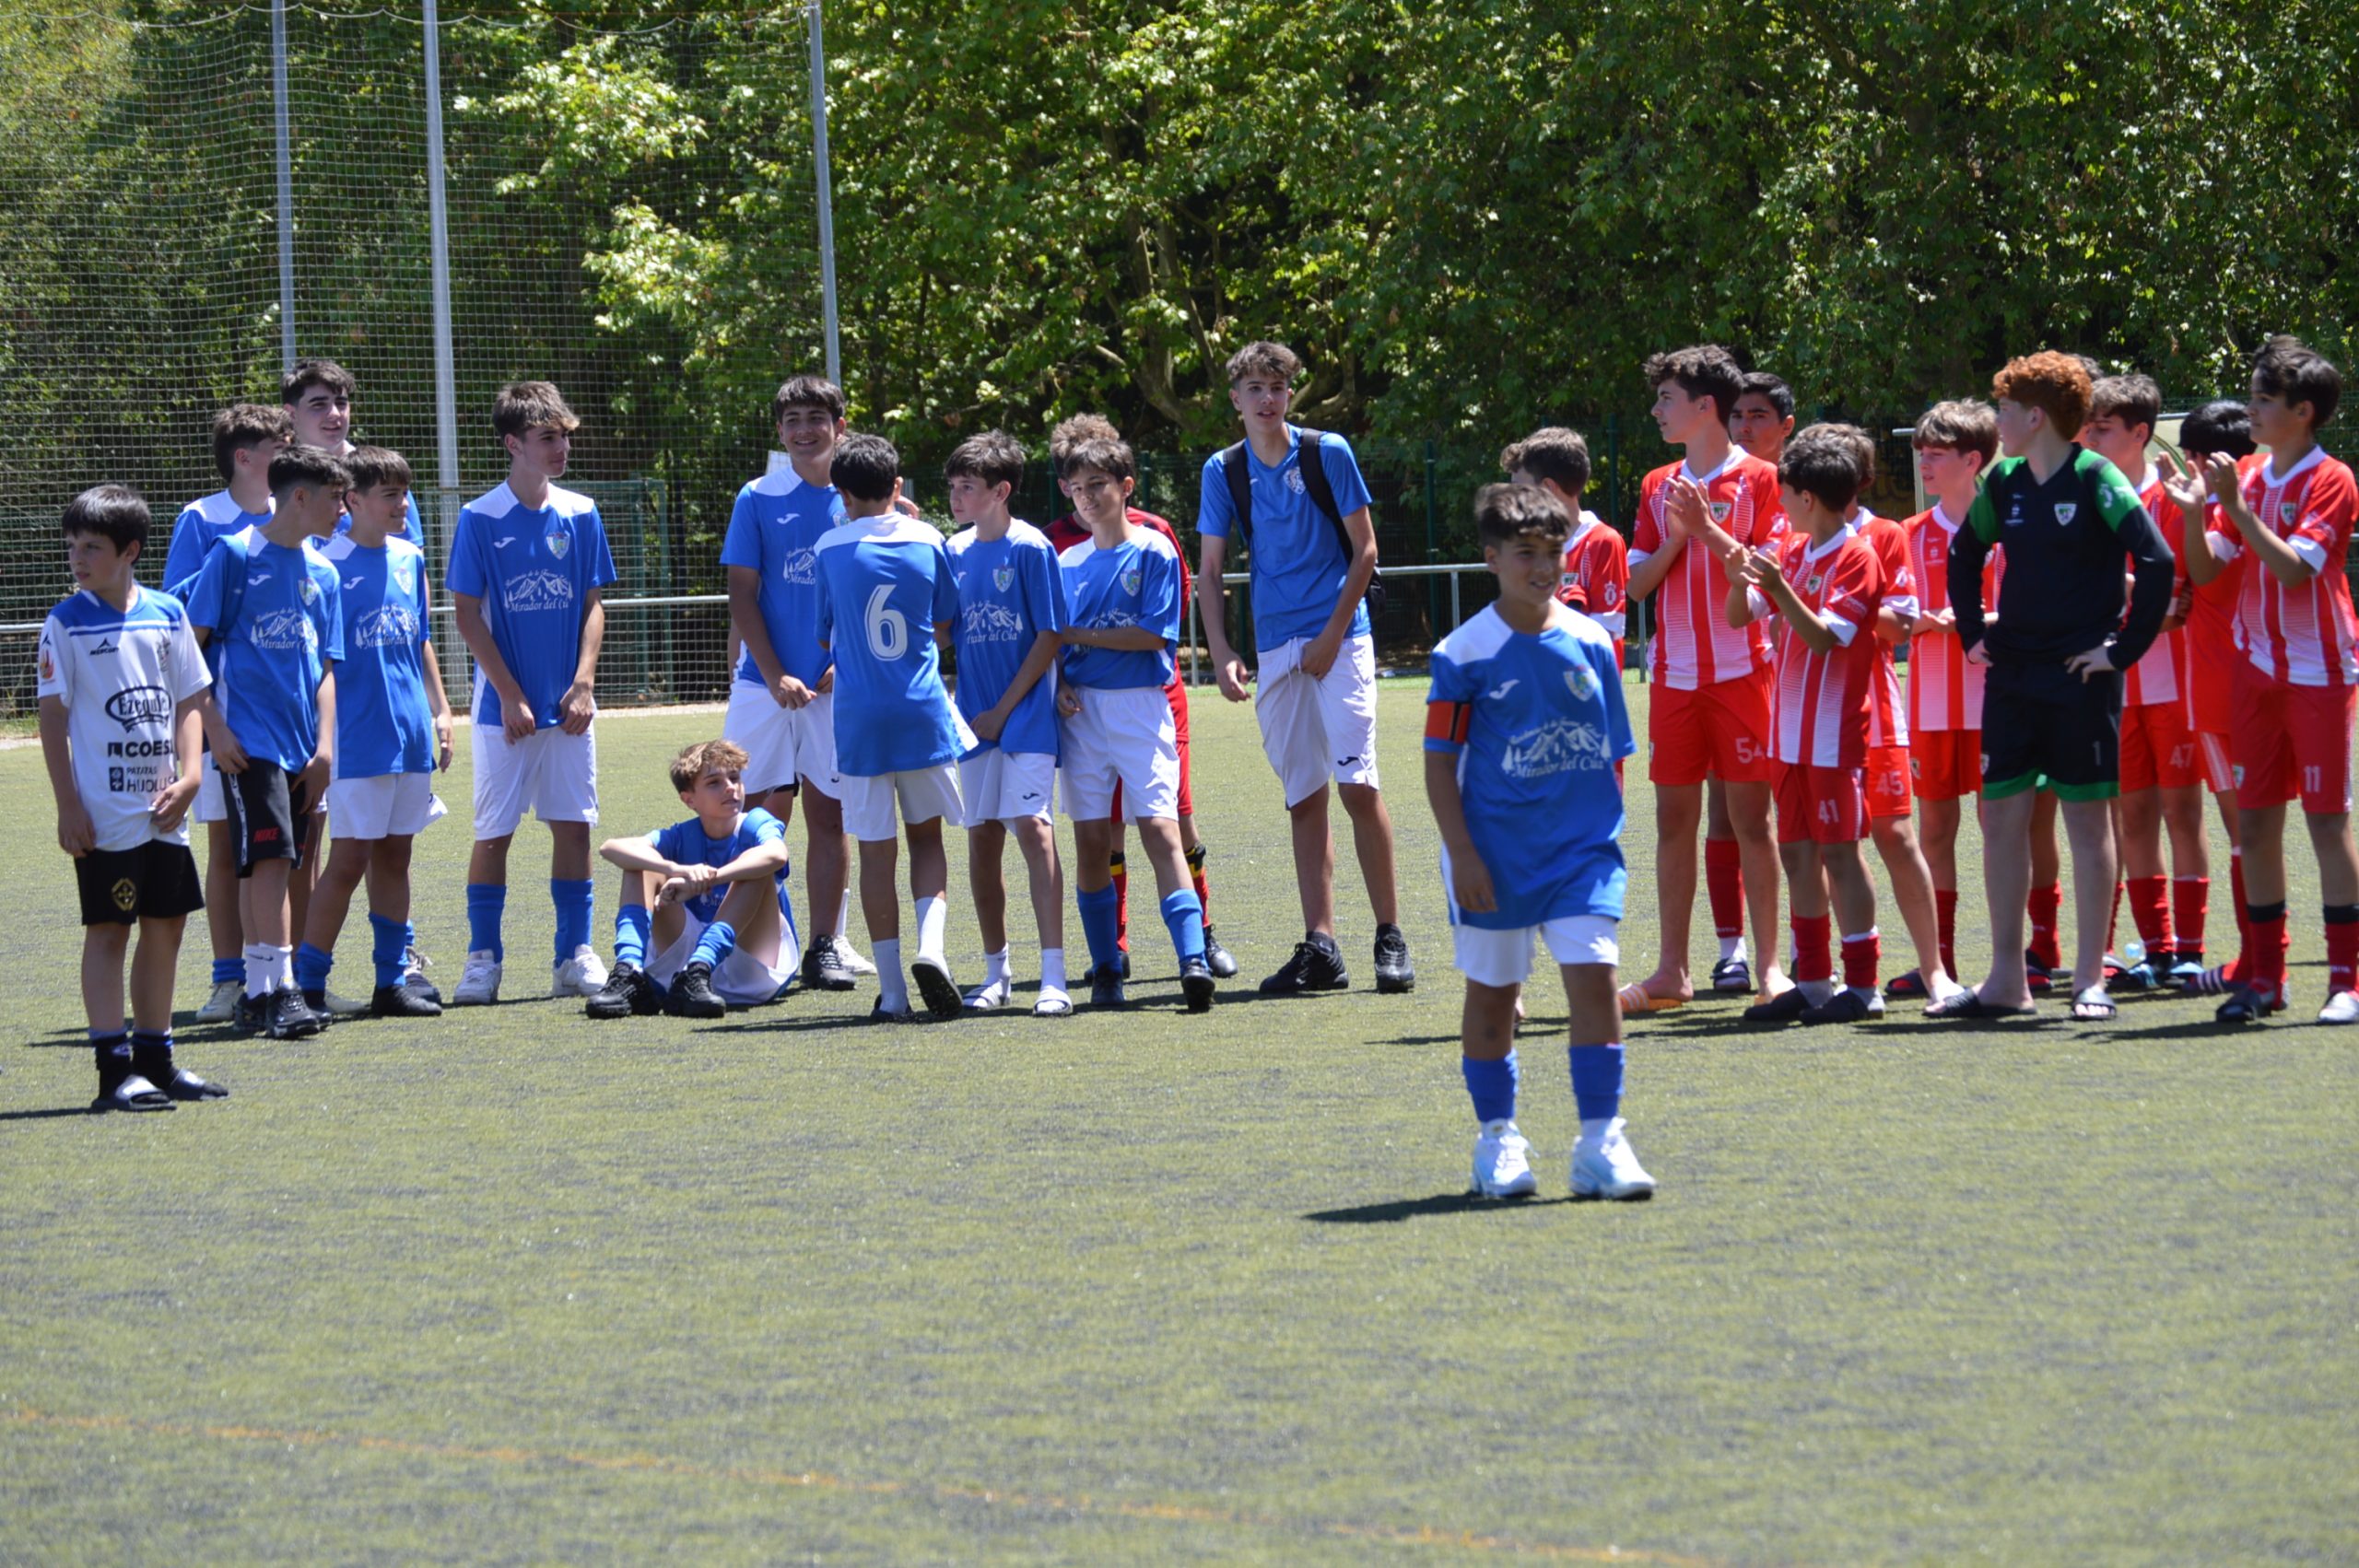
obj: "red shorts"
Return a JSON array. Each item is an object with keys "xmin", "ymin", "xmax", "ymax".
[
  {"xmin": 1864, "ymin": 743, "xmax": 1911, "ymax": 819},
  {"xmin": 1649, "ymin": 674, "xmax": 1776, "ymax": 787},
  {"xmin": 1909, "ymin": 730, "xmax": 1980, "ymax": 802},
  {"xmin": 2232, "ymin": 664, "xmax": 2356, "ymax": 813},
  {"xmin": 2194, "ymin": 729, "xmax": 2235, "ymax": 795},
  {"xmin": 2189, "ymin": 643, "xmax": 2235, "ymax": 739},
  {"xmin": 1108, "ymin": 678, "xmax": 1194, "ymax": 822},
  {"xmin": 2120, "ymin": 700, "xmax": 2201, "ymax": 792},
  {"xmin": 1776, "ymin": 763, "xmax": 1867, "ymax": 845}
]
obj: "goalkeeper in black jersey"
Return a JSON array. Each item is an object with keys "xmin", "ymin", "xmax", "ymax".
[{"xmin": 1938, "ymin": 352, "xmax": 2176, "ymax": 1022}]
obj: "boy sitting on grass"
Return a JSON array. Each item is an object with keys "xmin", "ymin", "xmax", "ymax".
[{"xmin": 588, "ymin": 740, "xmax": 798, "ymax": 1019}]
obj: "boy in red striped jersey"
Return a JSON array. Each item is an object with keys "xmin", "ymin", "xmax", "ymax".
[
  {"xmin": 1500, "ymin": 427, "xmax": 1628, "ymax": 666},
  {"xmin": 1894, "ymin": 401, "xmax": 1999, "ymax": 992},
  {"xmin": 2186, "ymin": 338, "xmax": 2359, "ymax": 1024},
  {"xmin": 2159, "ymin": 403, "xmax": 2259, "ymax": 995},
  {"xmin": 2084, "ymin": 375, "xmax": 2209, "ymax": 991},
  {"xmin": 1726, "ymin": 429, "xmax": 1890, "ymax": 1024},
  {"xmin": 1623, "ymin": 346, "xmax": 1789, "ymax": 1012}
]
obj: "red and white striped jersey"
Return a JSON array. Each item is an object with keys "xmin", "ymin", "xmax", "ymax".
[
  {"xmin": 1752, "ymin": 528, "xmax": 1885, "ymax": 767},
  {"xmin": 1556, "ymin": 509, "xmax": 1629, "ymax": 659},
  {"xmin": 2216, "ymin": 447, "xmax": 2359, "ymax": 687},
  {"xmin": 1853, "ymin": 511, "xmax": 1916, "ymax": 746},
  {"xmin": 1630, "ymin": 451, "xmax": 1786, "ymax": 690},
  {"xmin": 2184, "ymin": 498, "xmax": 2244, "ymax": 729},
  {"xmin": 1905, "ymin": 503, "xmax": 2000, "ymax": 731},
  {"xmin": 2120, "ymin": 467, "xmax": 2191, "ymax": 708}
]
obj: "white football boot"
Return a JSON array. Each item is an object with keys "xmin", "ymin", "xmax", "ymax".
[
  {"xmin": 551, "ymin": 945, "xmax": 610, "ymax": 999},
  {"xmin": 1471, "ymin": 1119, "xmax": 1539, "ymax": 1199},
  {"xmin": 452, "ymin": 950, "xmax": 503, "ymax": 1006},
  {"xmin": 1569, "ymin": 1117, "xmax": 1656, "ymax": 1201}
]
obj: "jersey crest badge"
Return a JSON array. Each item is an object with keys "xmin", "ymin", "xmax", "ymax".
[
  {"xmin": 2282, "ymin": 501, "xmax": 2300, "ymax": 525},
  {"xmin": 2053, "ymin": 503, "xmax": 2077, "ymax": 525},
  {"xmin": 545, "ymin": 531, "xmax": 571, "ymax": 560},
  {"xmin": 1805, "ymin": 574, "xmax": 1824, "ymax": 594},
  {"xmin": 994, "ymin": 564, "xmax": 1014, "ymax": 592},
  {"xmin": 1564, "ymin": 663, "xmax": 1600, "ymax": 702},
  {"xmin": 1121, "ymin": 568, "xmax": 1143, "ymax": 596},
  {"xmin": 299, "ymin": 575, "xmax": 320, "ymax": 605},
  {"xmin": 1709, "ymin": 501, "xmax": 1731, "ymax": 523},
  {"xmin": 1284, "ymin": 465, "xmax": 1308, "ymax": 497}
]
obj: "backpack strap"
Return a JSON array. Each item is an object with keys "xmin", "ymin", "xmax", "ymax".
[
  {"xmin": 1218, "ymin": 439, "xmax": 1254, "ymax": 551},
  {"xmin": 1291, "ymin": 427, "xmax": 1343, "ymax": 527}
]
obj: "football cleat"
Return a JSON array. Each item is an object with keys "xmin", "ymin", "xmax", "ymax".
[
  {"xmin": 800, "ymin": 934, "xmax": 859, "ymax": 991},
  {"xmin": 910, "ymin": 954, "xmax": 963, "ymax": 1019},
  {"xmin": 1179, "ymin": 954, "xmax": 1216, "ymax": 1012},
  {"xmin": 1471, "ymin": 1119, "xmax": 1538, "ymax": 1199},
  {"xmin": 1089, "ymin": 963, "xmax": 1127, "ymax": 1010},
  {"xmin": 194, "ymin": 978, "xmax": 244, "ymax": 1024},
  {"xmin": 835, "ymin": 942, "xmax": 878, "ymax": 977},
  {"xmin": 318, "ymin": 988, "xmax": 369, "ymax": 1017},
  {"xmin": 452, "ymin": 951, "xmax": 502, "ymax": 1006},
  {"xmin": 2317, "ymin": 989, "xmax": 2359, "ymax": 1024},
  {"xmin": 551, "ymin": 946, "xmax": 610, "ymax": 999},
  {"xmin": 1569, "ymin": 1118, "xmax": 1655, "ymax": 1200},
  {"xmin": 1260, "ymin": 934, "xmax": 1349, "ymax": 995},
  {"xmin": 585, "ymin": 963, "xmax": 662, "ymax": 1020},
  {"xmin": 664, "ymin": 962, "xmax": 726, "ymax": 1019},
  {"xmin": 1374, "ymin": 925, "xmax": 1415, "ymax": 993},
  {"xmin": 1202, "ymin": 929, "xmax": 1238, "ymax": 979},
  {"xmin": 263, "ymin": 989, "xmax": 323, "ymax": 1041},
  {"xmin": 371, "ymin": 979, "xmax": 444, "ymax": 1018}
]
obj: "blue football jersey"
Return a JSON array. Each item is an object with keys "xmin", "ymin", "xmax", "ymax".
[
  {"xmin": 945, "ymin": 520, "xmax": 1068, "ymax": 757},
  {"xmin": 719, "ymin": 466, "xmax": 845, "ymax": 688},
  {"xmin": 164, "ymin": 490, "xmax": 272, "ymax": 607},
  {"xmin": 1425, "ymin": 604, "xmax": 1634, "ymax": 930},
  {"xmin": 651, "ymin": 808, "xmax": 788, "ymax": 926},
  {"xmin": 319, "ymin": 533, "xmax": 436, "ymax": 778},
  {"xmin": 185, "ymin": 533, "xmax": 345, "ymax": 772},
  {"xmin": 444, "ymin": 482, "xmax": 618, "ymax": 730},
  {"xmin": 1057, "ymin": 528, "xmax": 1183, "ymax": 690},
  {"xmin": 814, "ymin": 515, "xmax": 970, "ymax": 776},
  {"xmin": 1195, "ymin": 426, "xmax": 1374, "ymax": 649}
]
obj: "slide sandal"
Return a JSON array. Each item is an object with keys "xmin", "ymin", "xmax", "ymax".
[{"xmin": 1616, "ymin": 982, "xmax": 1685, "ymax": 1014}]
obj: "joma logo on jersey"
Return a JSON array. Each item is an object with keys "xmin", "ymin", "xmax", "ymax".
[
  {"xmin": 1501, "ymin": 717, "xmax": 1612, "ymax": 778},
  {"xmin": 502, "ymin": 571, "xmax": 576, "ymax": 613},
  {"xmin": 103, "ymin": 685, "xmax": 172, "ymax": 731}
]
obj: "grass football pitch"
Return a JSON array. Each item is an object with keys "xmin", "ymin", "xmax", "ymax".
[{"xmin": 3, "ymin": 685, "xmax": 2354, "ymax": 1565}]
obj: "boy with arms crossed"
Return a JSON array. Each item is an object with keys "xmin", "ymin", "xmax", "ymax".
[
  {"xmin": 1622, "ymin": 345, "xmax": 1788, "ymax": 1012},
  {"xmin": 1426, "ymin": 485, "xmax": 1650, "ymax": 1199},
  {"xmin": 1728, "ymin": 430, "xmax": 1898, "ymax": 1024},
  {"xmin": 445, "ymin": 382, "xmax": 619, "ymax": 1005},
  {"xmin": 815, "ymin": 434, "xmax": 971, "ymax": 1021},
  {"xmin": 943, "ymin": 431, "xmax": 1074, "ymax": 1015},
  {"xmin": 186, "ymin": 445, "xmax": 348, "ymax": 1041},
  {"xmin": 2186, "ymin": 338, "xmax": 2359, "ymax": 1024},
  {"xmin": 1059, "ymin": 436, "xmax": 1215, "ymax": 1012},
  {"xmin": 1195, "ymin": 342, "xmax": 1411, "ymax": 997},
  {"xmin": 41, "ymin": 486, "xmax": 225, "ymax": 1110},
  {"xmin": 1941, "ymin": 353, "xmax": 2176, "ymax": 1020},
  {"xmin": 587, "ymin": 740, "xmax": 798, "ymax": 1019},
  {"xmin": 721, "ymin": 375, "xmax": 874, "ymax": 991},
  {"xmin": 296, "ymin": 447, "xmax": 452, "ymax": 1017},
  {"xmin": 166, "ymin": 403, "xmax": 290, "ymax": 1024}
]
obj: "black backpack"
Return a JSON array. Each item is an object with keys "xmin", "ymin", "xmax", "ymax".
[{"xmin": 1216, "ymin": 428, "xmax": 1385, "ymax": 611}]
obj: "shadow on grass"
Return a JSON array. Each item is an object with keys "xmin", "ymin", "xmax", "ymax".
[
  {"xmin": 1304, "ymin": 1191, "xmax": 1582, "ymax": 1223},
  {"xmin": 0, "ymin": 1106, "xmax": 102, "ymax": 1121}
]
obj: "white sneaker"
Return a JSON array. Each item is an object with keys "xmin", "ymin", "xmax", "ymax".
[
  {"xmin": 320, "ymin": 988, "xmax": 370, "ymax": 1017},
  {"xmin": 2318, "ymin": 989, "xmax": 2359, "ymax": 1024},
  {"xmin": 1472, "ymin": 1119, "xmax": 1538, "ymax": 1199},
  {"xmin": 551, "ymin": 946, "xmax": 610, "ymax": 998},
  {"xmin": 452, "ymin": 951, "xmax": 503, "ymax": 1006},
  {"xmin": 963, "ymin": 975, "xmax": 1013, "ymax": 1010},
  {"xmin": 836, "ymin": 942, "xmax": 877, "ymax": 977},
  {"xmin": 195, "ymin": 977, "xmax": 243, "ymax": 1024},
  {"xmin": 1569, "ymin": 1117, "xmax": 1656, "ymax": 1201}
]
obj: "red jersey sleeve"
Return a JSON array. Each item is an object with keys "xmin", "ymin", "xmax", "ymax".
[
  {"xmin": 2294, "ymin": 462, "xmax": 2358, "ymax": 555},
  {"xmin": 1821, "ymin": 540, "xmax": 1884, "ymax": 634},
  {"xmin": 1631, "ymin": 473, "xmax": 1665, "ymax": 556}
]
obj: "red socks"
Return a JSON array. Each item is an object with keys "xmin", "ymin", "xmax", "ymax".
[
  {"xmin": 1790, "ymin": 914, "xmax": 1833, "ymax": 984},
  {"xmin": 1840, "ymin": 930, "xmax": 1881, "ymax": 991},
  {"xmin": 1186, "ymin": 843, "xmax": 1212, "ymax": 929},
  {"xmin": 2326, "ymin": 907, "xmax": 2359, "ymax": 996},
  {"xmin": 1934, "ymin": 888, "xmax": 1958, "ymax": 978},
  {"xmin": 2248, "ymin": 904, "xmax": 2289, "ymax": 1000},
  {"xmin": 1706, "ymin": 837, "xmax": 1744, "ymax": 942},
  {"xmin": 2172, "ymin": 876, "xmax": 2209, "ymax": 964},
  {"xmin": 2026, "ymin": 883, "xmax": 2062, "ymax": 970},
  {"xmin": 1109, "ymin": 848, "xmax": 1129, "ymax": 952},
  {"xmin": 2126, "ymin": 874, "xmax": 2172, "ymax": 961}
]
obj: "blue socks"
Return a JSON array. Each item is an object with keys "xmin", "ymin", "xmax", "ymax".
[
  {"xmin": 369, "ymin": 913, "xmax": 408, "ymax": 990},
  {"xmin": 293, "ymin": 942, "xmax": 334, "ymax": 992},
  {"xmin": 1462, "ymin": 1050, "xmax": 1519, "ymax": 1124},
  {"xmin": 466, "ymin": 883, "xmax": 506, "ymax": 961},
  {"xmin": 1077, "ymin": 883, "xmax": 1121, "ymax": 970},
  {"xmin": 1567, "ymin": 1043, "xmax": 1625, "ymax": 1123},
  {"xmin": 551, "ymin": 878, "xmax": 593, "ymax": 962},
  {"xmin": 691, "ymin": 920, "xmax": 737, "ymax": 971},
  {"xmin": 1159, "ymin": 889, "xmax": 1207, "ymax": 965},
  {"xmin": 614, "ymin": 905, "xmax": 652, "ymax": 969},
  {"xmin": 210, "ymin": 956, "xmax": 240, "ymax": 986}
]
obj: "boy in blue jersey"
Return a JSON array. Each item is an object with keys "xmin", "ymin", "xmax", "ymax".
[
  {"xmin": 1426, "ymin": 485, "xmax": 1653, "ymax": 1200},
  {"xmin": 944, "ymin": 431, "xmax": 1074, "ymax": 1015},
  {"xmin": 1195, "ymin": 341, "xmax": 1411, "ymax": 997},
  {"xmin": 295, "ymin": 448, "xmax": 454, "ymax": 1018},
  {"xmin": 815, "ymin": 434, "xmax": 973, "ymax": 1021},
  {"xmin": 185, "ymin": 445, "xmax": 347, "ymax": 1042},
  {"xmin": 722, "ymin": 374, "xmax": 874, "ymax": 992},
  {"xmin": 587, "ymin": 739, "xmax": 799, "ymax": 1020},
  {"xmin": 1059, "ymin": 436, "xmax": 1215, "ymax": 1012},
  {"xmin": 445, "ymin": 381, "xmax": 620, "ymax": 1007},
  {"xmin": 167, "ymin": 402, "xmax": 292, "ymax": 1024},
  {"xmin": 40, "ymin": 485, "xmax": 228, "ymax": 1111},
  {"xmin": 283, "ymin": 358, "xmax": 425, "ymax": 546}
]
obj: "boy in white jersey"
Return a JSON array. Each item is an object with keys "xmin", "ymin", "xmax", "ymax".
[
  {"xmin": 185, "ymin": 445, "xmax": 347, "ymax": 1042},
  {"xmin": 721, "ymin": 374, "xmax": 874, "ymax": 991},
  {"xmin": 1892, "ymin": 401, "xmax": 1998, "ymax": 994},
  {"xmin": 445, "ymin": 381, "xmax": 620, "ymax": 1006},
  {"xmin": 814, "ymin": 434, "xmax": 972, "ymax": 1021},
  {"xmin": 1426, "ymin": 485, "xmax": 1649, "ymax": 1200},
  {"xmin": 294, "ymin": 448, "xmax": 452, "ymax": 1018},
  {"xmin": 166, "ymin": 403, "xmax": 290, "ymax": 1024},
  {"xmin": 40, "ymin": 485, "xmax": 226, "ymax": 1111},
  {"xmin": 943, "ymin": 431, "xmax": 1073, "ymax": 1015},
  {"xmin": 587, "ymin": 740, "xmax": 798, "ymax": 1020},
  {"xmin": 1196, "ymin": 341, "xmax": 1412, "ymax": 998},
  {"xmin": 1059, "ymin": 436, "xmax": 1215, "ymax": 1012}
]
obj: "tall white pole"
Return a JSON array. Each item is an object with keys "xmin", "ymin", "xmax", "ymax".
[
  {"xmin": 808, "ymin": 0, "xmax": 840, "ymax": 385},
  {"xmin": 421, "ymin": 0, "xmax": 466, "ymax": 695},
  {"xmin": 270, "ymin": 0, "xmax": 296, "ymax": 372}
]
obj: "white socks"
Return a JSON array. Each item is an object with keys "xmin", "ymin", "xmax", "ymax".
[
  {"xmin": 874, "ymin": 938, "xmax": 909, "ymax": 1012},
  {"xmin": 915, "ymin": 895, "xmax": 948, "ymax": 966},
  {"xmin": 1719, "ymin": 935, "xmax": 1746, "ymax": 964},
  {"xmin": 983, "ymin": 947, "xmax": 1011, "ymax": 985},
  {"xmin": 243, "ymin": 942, "xmax": 288, "ymax": 1000},
  {"xmin": 1040, "ymin": 947, "xmax": 1066, "ymax": 994}
]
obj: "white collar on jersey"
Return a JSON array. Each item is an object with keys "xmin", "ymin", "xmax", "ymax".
[
  {"xmin": 1800, "ymin": 527, "xmax": 1852, "ymax": 565},
  {"xmin": 1679, "ymin": 449, "xmax": 1744, "ymax": 486},
  {"xmin": 1930, "ymin": 500, "xmax": 1966, "ymax": 535},
  {"xmin": 2261, "ymin": 444, "xmax": 2327, "ymax": 487},
  {"xmin": 1566, "ymin": 509, "xmax": 1603, "ymax": 546}
]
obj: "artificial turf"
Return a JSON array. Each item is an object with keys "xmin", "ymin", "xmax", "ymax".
[{"xmin": 2, "ymin": 686, "xmax": 2353, "ymax": 1564}]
